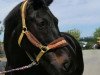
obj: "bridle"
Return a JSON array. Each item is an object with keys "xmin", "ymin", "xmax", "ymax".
[
  {"xmin": 18, "ymin": 0, "xmax": 68, "ymax": 63},
  {"xmin": 0, "ymin": 0, "xmax": 68, "ymax": 74}
]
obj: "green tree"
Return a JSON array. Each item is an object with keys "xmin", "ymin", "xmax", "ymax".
[
  {"xmin": 0, "ymin": 26, "xmax": 3, "ymax": 35},
  {"xmin": 66, "ymin": 28, "xmax": 80, "ymax": 40},
  {"xmin": 0, "ymin": 21, "xmax": 3, "ymax": 35},
  {"xmin": 93, "ymin": 27, "xmax": 100, "ymax": 42}
]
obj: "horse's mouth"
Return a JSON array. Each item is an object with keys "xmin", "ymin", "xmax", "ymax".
[{"xmin": 39, "ymin": 47, "xmax": 74, "ymax": 75}]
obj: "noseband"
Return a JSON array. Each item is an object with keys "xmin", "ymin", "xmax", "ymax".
[{"xmin": 18, "ymin": 0, "xmax": 68, "ymax": 63}]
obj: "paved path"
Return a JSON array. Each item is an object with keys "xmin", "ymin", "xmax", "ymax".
[
  {"xmin": 0, "ymin": 50, "xmax": 100, "ymax": 75},
  {"xmin": 83, "ymin": 50, "xmax": 100, "ymax": 75}
]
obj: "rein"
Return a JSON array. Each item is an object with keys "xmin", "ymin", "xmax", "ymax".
[{"xmin": 0, "ymin": 0, "xmax": 68, "ymax": 74}]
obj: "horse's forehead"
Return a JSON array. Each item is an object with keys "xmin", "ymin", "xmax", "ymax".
[
  {"xmin": 36, "ymin": 9, "xmax": 51, "ymax": 17},
  {"xmin": 29, "ymin": 8, "xmax": 52, "ymax": 18}
]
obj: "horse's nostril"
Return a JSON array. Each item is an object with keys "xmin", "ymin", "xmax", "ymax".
[{"xmin": 63, "ymin": 61, "xmax": 70, "ymax": 71}]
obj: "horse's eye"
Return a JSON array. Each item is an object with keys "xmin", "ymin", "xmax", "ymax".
[
  {"xmin": 36, "ymin": 18, "xmax": 49, "ymax": 29},
  {"xmin": 39, "ymin": 20, "xmax": 48, "ymax": 27},
  {"xmin": 38, "ymin": 21, "xmax": 45, "ymax": 28}
]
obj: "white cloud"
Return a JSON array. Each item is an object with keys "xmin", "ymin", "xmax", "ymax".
[
  {"xmin": 50, "ymin": 0, "xmax": 100, "ymax": 26},
  {"xmin": 1, "ymin": 0, "xmax": 100, "ymax": 26}
]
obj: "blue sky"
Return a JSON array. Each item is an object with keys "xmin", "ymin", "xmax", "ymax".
[{"xmin": 0, "ymin": 0, "xmax": 100, "ymax": 41}]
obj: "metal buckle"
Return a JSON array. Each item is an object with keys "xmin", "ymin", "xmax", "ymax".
[
  {"xmin": 36, "ymin": 45, "xmax": 50, "ymax": 62},
  {"xmin": 40, "ymin": 45, "xmax": 50, "ymax": 52},
  {"xmin": 22, "ymin": 26, "xmax": 27, "ymax": 32}
]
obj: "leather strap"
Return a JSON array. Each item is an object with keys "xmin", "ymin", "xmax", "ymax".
[
  {"xmin": 47, "ymin": 37, "xmax": 68, "ymax": 49},
  {"xmin": 18, "ymin": 0, "xmax": 28, "ymax": 46},
  {"xmin": 24, "ymin": 31, "xmax": 68, "ymax": 62},
  {"xmin": 25, "ymin": 31, "xmax": 42, "ymax": 48},
  {"xmin": 25, "ymin": 31, "xmax": 68, "ymax": 50}
]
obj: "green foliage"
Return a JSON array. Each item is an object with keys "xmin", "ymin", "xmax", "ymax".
[
  {"xmin": 85, "ymin": 42, "xmax": 94, "ymax": 49},
  {"xmin": 0, "ymin": 26, "xmax": 4, "ymax": 35},
  {"xmin": 93, "ymin": 27, "xmax": 100, "ymax": 42},
  {"xmin": 67, "ymin": 28, "xmax": 80, "ymax": 40},
  {"xmin": 0, "ymin": 42, "xmax": 4, "ymax": 58},
  {"xmin": 80, "ymin": 37, "xmax": 96, "ymax": 49},
  {"xmin": 80, "ymin": 37, "xmax": 95, "ymax": 42}
]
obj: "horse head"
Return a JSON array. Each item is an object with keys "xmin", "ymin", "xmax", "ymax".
[{"xmin": 4, "ymin": 0, "xmax": 84, "ymax": 75}]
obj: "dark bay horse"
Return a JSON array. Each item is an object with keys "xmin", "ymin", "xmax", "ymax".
[{"xmin": 4, "ymin": 0, "xmax": 84, "ymax": 75}]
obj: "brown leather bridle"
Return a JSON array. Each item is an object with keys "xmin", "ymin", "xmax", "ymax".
[{"xmin": 18, "ymin": 0, "xmax": 68, "ymax": 63}]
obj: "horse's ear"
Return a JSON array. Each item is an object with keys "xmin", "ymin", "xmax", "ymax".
[
  {"xmin": 28, "ymin": 0, "xmax": 44, "ymax": 9},
  {"xmin": 44, "ymin": 0, "xmax": 53, "ymax": 6}
]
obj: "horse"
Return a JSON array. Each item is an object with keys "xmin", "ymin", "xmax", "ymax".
[{"xmin": 3, "ymin": 0, "xmax": 84, "ymax": 75}]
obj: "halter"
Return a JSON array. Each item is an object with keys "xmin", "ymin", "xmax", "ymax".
[{"xmin": 18, "ymin": 0, "xmax": 68, "ymax": 63}]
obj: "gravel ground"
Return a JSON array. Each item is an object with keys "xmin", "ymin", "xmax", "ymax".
[
  {"xmin": 0, "ymin": 49, "xmax": 100, "ymax": 75},
  {"xmin": 0, "ymin": 57, "xmax": 6, "ymax": 75}
]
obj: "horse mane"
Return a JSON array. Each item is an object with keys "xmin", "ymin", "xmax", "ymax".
[{"xmin": 4, "ymin": 2, "xmax": 22, "ymax": 50}]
